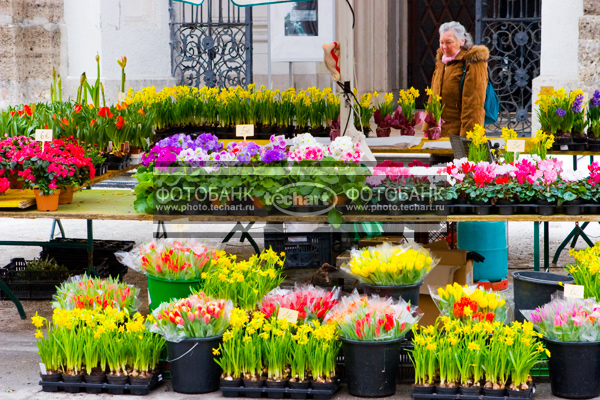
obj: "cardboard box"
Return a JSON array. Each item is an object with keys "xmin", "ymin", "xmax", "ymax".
[
  {"xmin": 419, "ymin": 240, "xmax": 474, "ymax": 325},
  {"xmin": 357, "ymin": 236, "xmax": 406, "ymax": 249}
]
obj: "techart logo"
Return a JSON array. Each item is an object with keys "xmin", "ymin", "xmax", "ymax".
[{"xmin": 272, "ymin": 182, "xmax": 338, "ymax": 216}]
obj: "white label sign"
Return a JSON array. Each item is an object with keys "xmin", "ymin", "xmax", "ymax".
[
  {"xmin": 35, "ymin": 129, "xmax": 53, "ymax": 142},
  {"xmin": 564, "ymin": 284, "xmax": 585, "ymax": 299},
  {"xmin": 171, "ymin": 218, "xmax": 190, "ymax": 233},
  {"xmin": 506, "ymin": 140, "xmax": 525, "ymax": 153},
  {"xmin": 118, "ymin": 92, "xmax": 126, "ymax": 103},
  {"xmin": 236, "ymin": 124, "xmax": 255, "ymax": 140},
  {"xmin": 277, "ymin": 307, "xmax": 299, "ymax": 324},
  {"xmin": 39, "ymin": 362, "xmax": 47, "ymax": 375}
]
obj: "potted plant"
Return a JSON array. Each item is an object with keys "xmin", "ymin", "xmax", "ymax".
[
  {"xmin": 353, "ymin": 91, "xmax": 374, "ymax": 136},
  {"xmin": 500, "ymin": 127, "xmax": 519, "ymax": 163},
  {"xmin": 523, "ymin": 298, "xmax": 600, "ymax": 399},
  {"xmin": 565, "ymin": 243, "xmax": 600, "ymax": 299},
  {"xmin": 588, "ymin": 90, "xmax": 600, "ymax": 150},
  {"xmin": 409, "ymin": 325, "xmax": 438, "ymax": 393},
  {"xmin": 31, "ymin": 313, "xmax": 63, "ymax": 391},
  {"xmin": 373, "ymin": 92, "xmax": 395, "ymax": 137},
  {"xmin": 423, "ymin": 87, "xmax": 445, "ymax": 140},
  {"xmin": 214, "ymin": 308, "xmax": 248, "ymax": 396},
  {"xmin": 324, "ymin": 292, "xmax": 420, "ymax": 397},
  {"xmin": 571, "ymin": 91, "xmax": 587, "ymax": 149},
  {"xmin": 262, "ymin": 317, "xmax": 292, "ymax": 395},
  {"xmin": 342, "ymin": 242, "xmax": 439, "ymax": 306},
  {"xmin": 240, "ymin": 312, "xmax": 267, "ymax": 395},
  {"xmin": 304, "ymin": 322, "xmax": 340, "ymax": 392},
  {"xmin": 506, "ymin": 321, "xmax": 547, "ymax": 396},
  {"xmin": 151, "ymin": 292, "xmax": 234, "ymax": 393},
  {"xmin": 391, "ymin": 88, "xmax": 424, "ymax": 136},
  {"xmin": 466, "ymin": 124, "xmax": 489, "ymax": 163}
]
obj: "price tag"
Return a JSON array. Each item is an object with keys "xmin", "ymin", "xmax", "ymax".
[
  {"xmin": 171, "ymin": 218, "xmax": 190, "ymax": 233},
  {"xmin": 39, "ymin": 362, "xmax": 47, "ymax": 375},
  {"xmin": 118, "ymin": 92, "xmax": 126, "ymax": 103},
  {"xmin": 236, "ymin": 124, "xmax": 255, "ymax": 141},
  {"xmin": 277, "ymin": 307, "xmax": 299, "ymax": 324},
  {"xmin": 506, "ymin": 140, "xmax": 525, "ymax": 153},
  {"xmin": 107, "ymin": 141, "xmax": 113, "ymax": 152},
  {"xmin": 539, "ymin": 86, "xmax": 555, "ymax": 96},
  {"xmin": 35, "ymin": 129, "xmax": 53, "ymax": 142},
  {"xmin": 564, "ymin": 284, "xmax": 585, "ymax": 299}
]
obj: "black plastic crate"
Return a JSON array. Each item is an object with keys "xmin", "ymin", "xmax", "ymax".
[
  {"xmin": 0, "ymin": 258, "xmax": 82, "ymax": 300},
  {"xmin": 220, "ymin": 380, "xmax": 339, "ymax": 399},
  {"xmin": 264, "ymin": 229, "xmax": 333, "ymax": 269},
  {"xmin": 40, "ymin": 373, "xmax": 163, "ymax": 395}
]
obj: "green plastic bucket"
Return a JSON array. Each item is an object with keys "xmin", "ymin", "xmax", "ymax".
[
  {"xmin": 147, "ymin": 275, "xmax": 201, "ymax": 311},
  {"xmin": 457, "ymin": 221, "xmax": 508, "ymax": 282}
]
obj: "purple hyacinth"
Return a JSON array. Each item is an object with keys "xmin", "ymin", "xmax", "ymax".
[
  {"xmin": 572, "ymin": 95, "xmax": 584, "ymax": 113},
  {"xmin": 556, "ymin": 108, "xmax": 566, "ymax": 117},
  {"xmin": 591, "ymin": 90, "xmax": 600, "ymax": 108}
]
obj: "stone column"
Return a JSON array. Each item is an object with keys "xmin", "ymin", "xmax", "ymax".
[
  {"xmin": 579, "ymin": 0, "xmax": 600, "ymax": 94},
  {"xmin": 0, "ymin": 0, "xmax": 62, "ymax": 108},
  {"xmin": 63, "ymin": 0, "xmax": 175, "ymax": 105},
  {"xmin": 531, "ymin": 0, "xmax": 584, "ymax": 134}
]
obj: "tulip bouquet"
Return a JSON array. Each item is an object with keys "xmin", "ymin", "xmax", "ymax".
[
  {"xmin": 324, "ymin": 291, "xmax": 420, "ymax": 341},
  {"xmin": 151, "ymin": 292, "xmax": 234, "ymax": 342},
  {"xmin": 202, "ymin": 248, "xmax": 285, "ymax": 310},
  {"xmin": 566, "ymin": 242, "xmax": 600, "ymax": 299},
  {"xmin": 432, "ymin": 283, "xmax": 509, "ymax": 323},
  {"xmin": 523, "ymin": 297, "xmax": 600, "ymax": 341},
  {"xmin": 343, "ymin": 242, "xmax": 438, "ymax": 286},
  {"xmin": 52, "ymin": 275, "xmax": 140, "ymax": 313},
  {"xmin": 259, "ymin": 285, "xmax": 339, "ymax": 323},
  {"xmin": 138, "ymin": 240, "xmax": 220, "ymax": 281}
]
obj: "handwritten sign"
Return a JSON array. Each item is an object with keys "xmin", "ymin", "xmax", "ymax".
[
  {"xmin": 539, "ymin": 86, "xmax": 555, "ymax": 96},
  {"xmin": 35, "ymin": 129, "xmax": 53, "ymax": 142},
  {"xmin": 506, "ymin": 140, "xmax": 525, "ymax": 153},
  {"xmin": 564, "ymin": 284, "xmax": 585, "ymax": 299},
  {"xmin": 39, "ymin": 362, "xmax": 47, "ymax": 375},
  {"xmin": 171, "ymin": 218, "xmax": 190, "ymax": 233},
  {"xmin": 118, "ymin": 92, "xmax": 126, "ymax": 103},
  {"xmin": 236, "ymin": 124, "xmax": 255, "ymax": 141},
  {"xmin": 277, "ymin": 307, "xmax": 299, "ymax": 324}
]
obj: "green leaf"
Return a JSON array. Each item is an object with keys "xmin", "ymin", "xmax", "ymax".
[
  {"xmin": 133, "ymin": 197, "xmax": 148, "ymax": 213},
  {"xmin": 327, "ymin": 208, "xmax": 343, "ymax": 228}
]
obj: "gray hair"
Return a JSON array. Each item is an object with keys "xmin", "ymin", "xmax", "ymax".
[{"xmin": 439, "ymin": 21, "xmax": 474, "ymax": 50}]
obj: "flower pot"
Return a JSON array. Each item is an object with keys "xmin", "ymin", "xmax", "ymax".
[
  {"xmin": 563, "ymin": 199, "xmax": 582, "ymax": 215},
  {"xmin": 130, "ymin": 374, "xmax": 154, "ymax": 395},
  {"xmin": 511, "ymin": 271, "xmax": 573, "ymax": 322},
  {"xmin": 266, "ymin": 379, "xmax": 288, "ymax": 399},
  {"xmin": 543, "ymin": 337, "xmax": 600, "ymax": 399},
  {"xmin": 62, "ymin": 373, "xmax": 83, "ymax": 393},
  {"xmin": 483, "ymin": 387, "xmax": 506, "ymax": 397},
  {"xmin": 362, "ymin": 282, "xmax": 421, "ymax": 307},
  {"xmin": 130, "ymin": 152, "xmax": 144, "ymax": 165},
  {"xmin": 432, "ymin": 200, "xmax": 450, "ymax": 216},
  {"xmin": 588, "ymin": 137, "xmax": 600, "ymax": 152},
  {"xmin": 400, "ymin": 127, "xmax": 415, "ymax": 136},
  {"xmin": 425, "ymin": 127, "xmax": 442, "ymax": 140},
  {"xmin": 496, "ymin": 199, "xmax": 515, "ymax": 215},
  {"xmin": 413, "ymin": 385, "xmax": 435, "ymax": 394},
  {"xmin": 341, "ymin": 337, "xmax": 402, "ymax": 397},
  {"xmin": 221, "ymin": 377, "xmax": 243, "ymax": 398},
  {"xmin": 289, "ymin": 380, "xmax": 310, "ymax": 399},
  {"xmin": 436, "ymin": 386, "xmax": 459, "ymax": 395},
  {"xmin": 106, "ymin": 373, "xmax": 128, "ymax": 394},
  {"xmin": 167, "ymin": 336, "xmax": 223, "ymax": 393},
  {"xmin": 243, "ymin": 378, "xmax": 265, "ymax": 398},
  {"xmin": 84, "ymin": 373, "xmax": 106, "ymax": 393},
  {"xmin": 311, "ymin": 381, "xmax": 337, "ymax": 399},
  {"xmin": 508, "ymin": 387, "xmax": 533, "ymax": 398},
  {"xmin": 554, "ymin": 131, "xmax": 572, "ymax": 145},
  {"xmin": 537, "ymin": 199, "xmax": 555, "ymax": 216},
  {"xmin": 40, "ymin": 372, "xmax": 61, "ymax": 392},
  {"xmin": 34, "ymin": 188, "xmax": 60, "ymax": 212},
  {"xmin": 58, "ymin": 186, "xmax": 74, "ymax": 205},
  {"xmin": 472, "ymin": 200, "xmax": 491, "ymax": 215},
  {"xmin": 376, "ymin": 127, "xmax": 391, "ymax": 137},
  {"xmin": 459, "ymin": 386, "xmax": 481, "ymax": 395},
  {"xmin": 146, "ymin": 275, "xmax": 201, "ymax": 312}
]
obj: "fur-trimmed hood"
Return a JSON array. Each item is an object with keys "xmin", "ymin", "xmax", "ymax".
[{"xmin": 436, "ymin": 45, "xmax": 489, "ymax": 63}]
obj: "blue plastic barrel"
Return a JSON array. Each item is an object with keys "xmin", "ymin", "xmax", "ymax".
[{"xmin": 457, "ymin": 222, "xmax": 508, "ymax": 282}]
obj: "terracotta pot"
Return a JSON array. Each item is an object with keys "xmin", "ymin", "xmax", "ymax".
[
  {"xmin": 129, "ymin": 146, "xmax": 144, "ymax": 155},
  {"xmin": 34, "ymin": 188, "xmax": 61, "ymax": 211},
  {"xmin": 59, "ymin": 186, "xmax": 74, "ymax": 205}
]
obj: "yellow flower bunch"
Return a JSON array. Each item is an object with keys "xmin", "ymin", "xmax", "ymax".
[
  {"xmin": 397, "ymin": 87, "xmax": 420, "ymax": 122},
  {"xmin": 466, "ymin": 124, "xmax": 488, "ymax": 146},
  {"xmin": 529, "ymin": 129, "xmax": 555, "ymax": 159},
  {"xmin": 344, "ymin": 243, "xmax": 437, "ymax": 286},
  {"xmin": 501, "ymin": 127, "xmax": 518, "ymax": 142},
  {"xmin": 566, "ymin": 242, "xmax": 600, "ymax": 299},
  {"xmin": 466, "ymin": 124, "xmax": 489, "ymax": 162}
]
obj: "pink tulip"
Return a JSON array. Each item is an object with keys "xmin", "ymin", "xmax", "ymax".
[{"xmin": 203, "ymin": 314, "xmax": 211, "ymax": 324}]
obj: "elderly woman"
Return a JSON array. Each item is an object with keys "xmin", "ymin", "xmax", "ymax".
[{"xmin": 424, "ymin": 21, "xmax": 489, "ymax": 137}]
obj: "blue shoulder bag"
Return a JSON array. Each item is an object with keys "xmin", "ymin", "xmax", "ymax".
[{"xmin": 459, "ymin": 61, "xmax": 499, "ymax": 125}]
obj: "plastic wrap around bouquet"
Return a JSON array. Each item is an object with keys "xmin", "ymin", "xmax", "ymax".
[
  {"xmin": 259, "ymin": 284, "xmax": 340, "ymax": 323},
  {"xmin": 52, "ymin": 275, "xmax": 140, "ymax": 314},
  {"xmin": 116, "ymin": 239, "xmax": 223, "ymax": 311},
  {"xmin": 342, "ymin": 242, "xmax": 439, "ymax": 306},
  {"xmin": 430, "ymin": 283, "xmax": 512, "ymax": 323}
]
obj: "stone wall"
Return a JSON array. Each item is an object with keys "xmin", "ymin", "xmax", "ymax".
[
  {"xmin": 579, "ymin": 0, "xmax": 600, "ymax": 94},
  {"xmin": 0, "ymin": 0, "xmax": 63, "ymax": 108}
]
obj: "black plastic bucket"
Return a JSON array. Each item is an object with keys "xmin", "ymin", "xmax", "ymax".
[
  {"xmin": 341, "ymin": 337, "xmax": 401, "ymax": 397},
  {"xmin": 543, "ymin": 337, "xmax": 600, "ymax": 399},
  {"xmin": 167, "ymin": 336, "xmax": 223, "ymax": 393},
  {"xmin": 511, "ymin": 271, "xmax": 574, "ymax": 322},
  {"xmin": 362, "ymin": 282, "xmax": 421, "ymax": 307}
]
